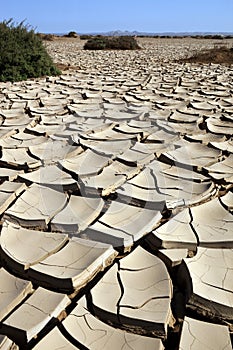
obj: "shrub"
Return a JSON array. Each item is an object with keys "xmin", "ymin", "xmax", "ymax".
[
  {"xmin": 84, "ymin": 36, "xmax": 141, "ymax": 50},
  {"xmin": 39, "ymin": 33, "xmax": 55, "ymax": 41},
  {"xmin": 178, "ymin": 46, "xmax": 233, "ymax": 65},
  {"xmin": 80, "ymin": 34, "xmax": 93, "ymax": 40},
  {"xmin": 110, "ymin": 36, "xmax": 141, "ymax": 50},
  {"xmin": 65, "ymin": 31, "xmax": 78, "ymax": 38},
  {"xmin": 0, "ymin": 19, "xmax": 60, "ymax": 82},
  {"xmin": 84, "ymin": 36, "xmax": 109, "ymax": 50}
]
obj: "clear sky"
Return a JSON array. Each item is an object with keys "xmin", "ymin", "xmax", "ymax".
[{"xmin": 0, "ymin": 0, "xmax": 232, "ymax": 34}]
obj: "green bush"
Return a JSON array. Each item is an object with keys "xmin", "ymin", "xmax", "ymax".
[
  {"xmin": 0, "ymin": 19, "xmax": 60, "ymax": 82},
  {"xmin": 84, "ymin": 36, "xmax": 108, "ymax": 50},
  {"xmin": 84, "ymin": 36, "xmax": 141, "ymax": 50}
]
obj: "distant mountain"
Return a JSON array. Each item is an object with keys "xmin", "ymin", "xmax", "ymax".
[
  {"xmin": 103, "ymin": 30, "xmax": 233, "ymax": 36},
  {"xmin": 101, "ymin": 30, "xmax": 142, "ymax": 36},
  {"xmin": 52, "ymin": 30, "xmax": 233, "ymax": 37},
  {"xmin": 81, "ymin": 30, "xmax": 233, "ymax": 37}
]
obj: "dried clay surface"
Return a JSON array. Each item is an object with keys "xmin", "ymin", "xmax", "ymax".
[{"xmin": 0, "ymin": 37, "xmax": 233, "ymax": 349}]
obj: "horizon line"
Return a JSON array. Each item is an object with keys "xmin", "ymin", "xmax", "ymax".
[{"xmin": 43, "ymin": 30, "xmax": 233, "ymax": 36}]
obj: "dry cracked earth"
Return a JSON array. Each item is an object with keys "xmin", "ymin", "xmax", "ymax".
[{"xmin": 0, "ymin": 37, "xmax": 233, "ymax": 350}]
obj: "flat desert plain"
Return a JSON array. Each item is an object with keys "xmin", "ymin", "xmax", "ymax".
[{"xmin": 0, "ymin": 37, "xmax": 233, "ymax": 350}]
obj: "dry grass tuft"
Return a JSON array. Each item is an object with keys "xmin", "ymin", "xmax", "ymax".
[{"xmin": 180, "ymin": 46, "xmax": 233, "ymax": 65}]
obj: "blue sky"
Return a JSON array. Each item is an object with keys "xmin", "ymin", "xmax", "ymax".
[{"xmin": 0, "ymin": 0, "xmax": 232, "ymax": 34}]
